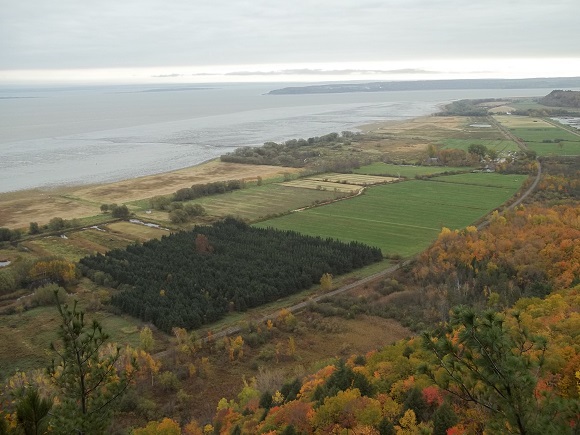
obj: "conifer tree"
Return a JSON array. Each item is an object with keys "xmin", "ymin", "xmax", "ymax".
[
  {"xmin": 15, "ymin": 388, "xmax": 52, "ymax": 435},
  {"xmin": 422, "ymin": 306, "xmax": 578, "ymax": 434},
  {"xmin": 48, "ymin": 295, "xmax": 136, "ymax": 434}
]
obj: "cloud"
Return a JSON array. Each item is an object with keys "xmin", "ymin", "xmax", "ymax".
[
  {"xmin": 1, "ymin": 0, "xmax": 579, "ymax": 70},
  {"xmin": 225, "ymin": 68, "xmax": 439, "ymax": 76}
]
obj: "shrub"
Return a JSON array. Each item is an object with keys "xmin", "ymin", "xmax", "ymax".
[{"xmin": 32, "ymin": 283, "xmax": 68, "ymax": 306}]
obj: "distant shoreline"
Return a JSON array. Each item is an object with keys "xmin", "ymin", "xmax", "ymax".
[{"xmin": 268, "ymin": 77, "xmax": 580, "ymax": 95}]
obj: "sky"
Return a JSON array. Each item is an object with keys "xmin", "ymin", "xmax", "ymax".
[{"xmin": 1, "ymin": 0, "xmax": 579, "ymax": 83}]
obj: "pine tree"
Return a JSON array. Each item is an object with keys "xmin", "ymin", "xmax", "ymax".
[
  {"xmin": 48, "ymin": 295, "xmax": 136, "ymax": 434},
  {"xmin": 422, "ymin": 306, "xmax": 577, "ymax": 434},
  {"xmin": 15, "ymin": 388, "xmax": 52, "ymax": 435}
]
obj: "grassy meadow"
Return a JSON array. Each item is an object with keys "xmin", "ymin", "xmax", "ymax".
[{"xmin": 255, "ymin": 173, "xmax": 525, "ymax": 257}]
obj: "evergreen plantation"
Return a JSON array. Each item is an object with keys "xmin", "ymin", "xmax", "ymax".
[{"xmin": 79, "ymin": 218, "xmax": 382, "ymax": 332}]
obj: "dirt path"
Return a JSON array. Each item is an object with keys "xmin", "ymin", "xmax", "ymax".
[
  {"xmin": 194, "ymin": 163, "xmax": 544, "ymax": 346},
  {"xmin": 488, "ymin": 116, "xmax": 528, "ymax": 151}
]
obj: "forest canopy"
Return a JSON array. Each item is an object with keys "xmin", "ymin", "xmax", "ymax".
[
  {"xmin": 79, "ymin": 218, "xmax": 382, "ymax": 332},
  {"xmin": 539, "ymin": 89, "xmax": 580, "ymax": 108}
]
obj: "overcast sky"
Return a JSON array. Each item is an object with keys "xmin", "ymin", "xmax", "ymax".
[{"xmin": 1, "ymin": 0, "xmax": 579, "ymax": 82}]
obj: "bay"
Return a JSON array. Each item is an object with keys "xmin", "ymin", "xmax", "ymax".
[{"xmin": 0, "ymin": 83, "xmax": 557, "ymax": 192}]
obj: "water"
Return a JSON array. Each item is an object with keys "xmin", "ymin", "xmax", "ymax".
[
  {"xmin": 551, "ymin": 117, "xmax": 580, "ymax": 130},
  {"xmin": 0, "ymin": 83, "xmax": 557, "ymax": 193}
]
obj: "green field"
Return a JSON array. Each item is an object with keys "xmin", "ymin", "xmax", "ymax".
[
  {"xmin": 255, "ymin": 174, "xmax": 524, "ymax": 257},
  {"xmin": 526, "ymin": 141, "xmax": 580, "ymax": 156},
  {"xmin": 438, "ymin": 139, "xmax": 520, "ymax": 153},
  {"xmin": 353, "ymin": 163, "xmax": 470, "ymax": 178},
  {"xmin": 500, "ymin": 123, "xmax": 580, "ymax": 156},
  {"xmin": 192, "ymin": 184, "xmax": 347, "ymax": 221},
  {"xmin": 510, "ymin": 127, "xmax": 580, "ymax": 143},
  {"xmin": 431, "ymin": 173, "xmax": 526, "ymax": 189}
]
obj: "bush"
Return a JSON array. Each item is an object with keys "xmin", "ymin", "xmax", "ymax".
[
  {"xmin": 32, "ymin": 283, "xmax": 68, "ymax": 306},
  {"xmin": 0, "ymin": 269, "xmax": 17, "ymax": 296},
  {"xmin": 149, "ymin": 196, "xmax": 171, "ymax": 211},
  {"xmin": 47, "ymin": 217, "xmax": 66, "ymax": 232},
  {"xmin": 111, "ymin": 204, "xmax": 130, "ymax": 219},
  {"xmin": 169, "ymin": 209, "xmax": 188, "ymax": 223},
  {"xmin": 0, "ymin": 227, "xmax": 21, "ymax": 242}
]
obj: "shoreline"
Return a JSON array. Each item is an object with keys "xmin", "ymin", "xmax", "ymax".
[
  {"xmin": 0, "ymin": 108, "xmax": 446, "ymax": 229},
  {"xmin": 0, "ymin": 109, "xmax": 440, "ymax": 197},
  {"xmin": 0, "ymin": 159, "xmax": 303, "ymax": 229}
]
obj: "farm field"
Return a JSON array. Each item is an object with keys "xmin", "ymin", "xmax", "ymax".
[
  {"xmin": 430, "ymin": 172, "xmax": 526, "ymax": 189},
  {"xmin": 281, "ymin": 179, "xmax": 362, "ymax": 193},
  {"xmin": 255, "ymin": 174, "xmax": 525, "ymax": 257},
  {"xmin": 526, "ymin": 141, "xmax": 580, "ymax": 156},
  {"xmin": 353, "ymin": 163, "xmax": 469, "ymax": 177},
  {"xmin": 72, "ymin": 161, "xmax": 301, "ymax": 204},
  {"xmin": 494, "ymin": 115, "xmax": 580, "ymax": 156},
  {"xmin": 438, "ymin": 139, "xmax": 520, "ymax": 153},
  {"xmin": 305, "ymin": 173, "xmax": 397, "ymax": 185},
  {"xmin": 188, "ymin": 184, "xmax": 348, "ymax": 221}
]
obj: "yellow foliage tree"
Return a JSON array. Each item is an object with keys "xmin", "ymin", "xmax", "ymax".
[
  {"xmin": 288, "ymin": 336, "xmax": 296, "ymax": 357},
  {"xmin": 320, "ymin": 273, "xmax": 333, "ymax": 291},
  {"xmin": 132, "ymin": 417, "xmax": 181, "ymax": 434},
  {"xmin": 395, "ymin": 409, "xmax": 419, "ymax": 435},
  {"xmin": 139, "ymin": 326, "xmax": 154, "ymax": 352},
  {"xmin": 227, "ymin": 336, "xmax": 244, "ymax": 362},
  {"xmin": 29, "ymin": 259, "xmax": 76, "ymax": 284}
]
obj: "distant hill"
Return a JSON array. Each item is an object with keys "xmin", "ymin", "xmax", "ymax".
[
  {"xmin": 540, "ymin": 89, "xmax": 580, "ymax": 108},
  {"xmin": 268, "ymin": 77, "xmax": 580, "ymax": 95}
]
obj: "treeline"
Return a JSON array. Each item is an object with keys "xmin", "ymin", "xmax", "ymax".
[
  {"xmin": 149, "ymin": 180, "xmax": 244, "ymax": 223},
  {"xmin": 1, "ymin": 216, "xmax": 86, "ymax": 243},
  {"xmin": 79, "ymin": 218, "xmax": 382, "ymax": 332},
  {"xmin": 1, "ymin": 206, "xmax": 133, "ymax": 244},
  {"xmin": 437, "ymin": 99, "xmax": 491, "ymax": 116},
  {"xmin": 220, "ymin": 131, "xmax": 361, "ymax": 168},
  {"xmin": 172, "ymin": 180, "xmax": 244, "ymax": 202},
  {"xmin": 539, "ymin": 89, "xmax": 580, "ymax": 108}
]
